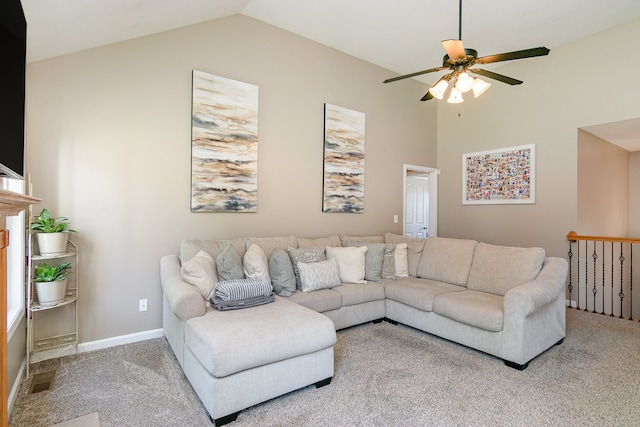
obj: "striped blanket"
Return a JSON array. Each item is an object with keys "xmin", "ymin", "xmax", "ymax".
[{"xmin": 214, "ymin": 278, "xmax": 273, "ymax": 302}]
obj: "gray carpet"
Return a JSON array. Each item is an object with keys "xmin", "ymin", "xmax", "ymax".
[{"xmin": 10, "ymin": 308, "xmax": 640, "ymax": 426}]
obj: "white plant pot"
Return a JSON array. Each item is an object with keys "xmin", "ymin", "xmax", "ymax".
[
  {"xmin": 35, "ymin": 279, "xmax": 68, "ymax": 307},
  {"xmin": 36, "ymin": 232, "xmax": 69, "ymax": 256}
]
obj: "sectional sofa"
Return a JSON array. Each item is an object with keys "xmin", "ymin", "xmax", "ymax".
[{"xmin": 161, "ymin": 233, "xmax": 568, "ymax": 425}]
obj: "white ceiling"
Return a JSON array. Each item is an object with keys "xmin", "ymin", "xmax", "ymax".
[{"xmin": 19, "ymin": 0, "xmax": 640, "ymax": 151}]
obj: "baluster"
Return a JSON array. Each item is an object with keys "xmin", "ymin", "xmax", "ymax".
[
  {"xmin": 592, "ymin": 240, "xmax": 598, "ymax": 313},
  {"xmin": 610, "ymin": 242, "xmax": 614, "ymax": 317},
  {"xmin": 577, "ymin": 241, "xmax": 581, "ymax": 310},
  {"xmin": 568, "ymin": 240, "xmax": 573, "ymax": 309},
  {"xmin": 601, "ymin": 241, "xmax": 605, "ymax": 315},
  {"xmin": 619, "ymin": 242, "xmax": 625, "ymax": 319},
  {"xmin": 584, "ymin": 240, "xmax": 589, "ymax": 311},
  {"xmin": 630, "ymin": 244, "xmax": 634, "ymax": 321}
]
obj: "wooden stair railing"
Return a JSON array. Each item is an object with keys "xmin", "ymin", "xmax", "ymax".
[{"xmin": 567, "ymin": 231, "xmax": 640, "ymax": 320}]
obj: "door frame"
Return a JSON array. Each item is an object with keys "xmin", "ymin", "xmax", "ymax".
[{"xmin": 403, "ymin": 164, "xmax": 440, "ymax": 238}]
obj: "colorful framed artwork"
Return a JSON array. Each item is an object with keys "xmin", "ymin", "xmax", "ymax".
[
  {"xmin": 191, "ymin": 70, "xmax": 259, "ymax": 212},
  {"xmin": 462, "ymin": 144, "xmax": 535, "ymax": 205},
  {"xmin": 322, "ymin": 103, "xmax": 366, "ymax": 213}
]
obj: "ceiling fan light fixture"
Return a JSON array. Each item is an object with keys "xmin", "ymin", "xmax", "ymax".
[
  {"xmin": 454, "ymin": 71, "xmax": 474, "ymax": 93},
  {"xmin": 447, "ymin": 87, "xmax": 464, "ymax": 104},
  {"xmin": 428, "ymin": 79, "xmax": 449, "ymax": 100},
  {"xmin": 471, "ymin": 78, "xmax": 491, "ymax": 98}
]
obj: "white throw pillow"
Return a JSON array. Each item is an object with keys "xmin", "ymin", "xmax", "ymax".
[
  {"xmin": 297, "ymin": 258, "xmax": 341, "ymax": 292},
  {"xmin": 243, "ymin": 243, "xmax": 271, "ymax": 282},
  {"xmin": 181, "ymin": 250, "xmax": 217, "ymax": 299},
  {"xmin": 394, "ymin": 243, "xmax": 409, "ymax": 277},
  {"xmin": 326, "ymin": 245, "xmax": 367, "ymax": 284}
]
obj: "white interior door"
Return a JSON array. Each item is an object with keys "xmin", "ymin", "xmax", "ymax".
[{"xmin": 405, "ymin": 176, "xmax": 428, "ymax": 238}]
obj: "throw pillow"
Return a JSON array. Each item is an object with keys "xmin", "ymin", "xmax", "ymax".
[
  {"xmin": 288, "ymin": 246, "xmax": 326, "ymax": 289},
  {"xmin": 269, "ymin": 248, "xmax": 297, "ymax": 297},
  {"xmin": 297, "ymin": 258, "xmax": 341, "ymax": 292},
  {"xmin": 216, "ymin": 244, "xmax": 245, "ymax": 282},
  {"xmin": 346, "ymin": 241, "xmax": 386, "ymax": 282},
  {"xmin": 384, "ymin": 233, "xmax": 426, "ymax": 276},
  {"xmin": 243, "ymin": 243, "xmax": 271, "ymax": 283},
  {"xmin": 326, "ymin": 245, "xmax": 367, "ymax": 284},
  {"xmin": 381, "ymin": 243, "xmax": 396, "ymax": 280},
  {"xmin": 394, "ymin": 243, "xmax": 409, "ymax": 277},
  {"xmin": 181, "ymin": 250, "xmax": 217, "ymax": 299}
]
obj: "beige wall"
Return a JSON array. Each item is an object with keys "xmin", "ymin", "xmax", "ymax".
[
  {"xmin": 631, "ymin": 152, "xmax": 640, "ymax": 237},
  {"xmin": 437, "ymin": 18, "xmax": 640, "ymax": 258},
  {"xmin": 25, "ymin": 15, "xmax": 436, "ymax": 342},
  {"xmin": 577, "ymin": 130, "xmax": 629, "ymax": 236}
]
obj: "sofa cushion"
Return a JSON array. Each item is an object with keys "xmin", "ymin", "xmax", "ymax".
[
  {"xmin": 384, "ymin": 233, "xmax": 426, "ymax": 277},
  {"xmin": 416, "ymin": 237, "xmax": 477, "ymax": 286},
  {"xmin": 243, "ymin": 236, "xmax": 297, "ymax": 259},
  {"xmin": 345, "ymin": 242, "xmax": 386, "ymax": 282},
  {"xmin": 339, "ymin": 235, "xmax": 384, "ymax": 245},
  {"xmin": 297, "ymin": 259, "xmax": 342, "ymax": 292},
  {"xmin": 393, "ymin": 243, "xmax": 408, "ymax": 277},
  {"xmin": 288, "ymin": 246, "xmax": 326, "ymax": 289},
  {"xmin": 216, "ymin": 244, "xmax": 245, "ymax": 281},
  {"xmin": 184, "ymin": 298, "xmax": 336, "ymax": 378},
  {"xmin": 180, "ymin": 250, "xmax": 217, "ymax": 299},
  {"xmin": 333, "ymin": 282, "xmax": 385, "ymax": 306},
  {"xmin": 432, "ymin": 290, "xmax": 504, "ymax": 332},
  {"xmin": 268, "ymin": 248, "xmax": 297, "ymax": 297},
  {"xmin": 288, "ymin": 288, "xmax": 343, "ymax": 312},
  {"xmin": 243, "ymin": 243, "xmax": 270, "ymax": 282},
  {"xmin": 297, "ymin": 235, "xmax": 341, "ymax": 249},
  {"xmin": 384, "ymin": 277, "xmax": 465, "ymax": 312},
  {"xmin": 180, "ymin": 237, "xmax": 246, "ymax": 264},
  {"xmin": 466, "ymin": 243, "xmax": 545, "ymax": 296},
  {"xmin": 326, "ymin": 245, "xmax": 367, "ymax": 284}
]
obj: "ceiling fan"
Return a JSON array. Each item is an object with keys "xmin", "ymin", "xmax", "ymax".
[{"xmin": 383, "ymin": 0, "xmax": 550, "ymax": 103}]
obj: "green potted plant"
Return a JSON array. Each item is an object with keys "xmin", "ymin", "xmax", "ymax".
[
  {"xmin": 29, "ymin": 208, "xmax": 77, "ymax": 256},
  {"xmin": 33, "ymin": 262, "xmax": 72, "ymax": 306}
]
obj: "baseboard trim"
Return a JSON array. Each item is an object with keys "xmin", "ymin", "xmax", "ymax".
[
  {"xmin": 78, "ymin": 328, "xmax": 165, "ymax": 353},
  {"xmin": 8, "ymin": 358, "xmax": 26, "ymax": 416},
  {"xmin": 565, "ymin": 299, "xmax": 577, "ymax": 308}
]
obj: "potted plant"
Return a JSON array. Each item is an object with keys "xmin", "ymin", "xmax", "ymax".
[
  {"xmin": 29, "ymin": 208, "xmax": 77, "ymax": 256},
  {"xmin": 33, "ymin": 262, "xmax": 72, "ymax": 306}
]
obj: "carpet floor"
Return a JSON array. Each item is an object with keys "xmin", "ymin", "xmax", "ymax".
[{"xmin": 9, "ymin": 308, "xmax": 640, "ymax": 426}]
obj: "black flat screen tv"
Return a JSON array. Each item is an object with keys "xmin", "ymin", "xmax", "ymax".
[{"xmin": 0, "ymin": 0, "xmax": 27, "ymax": 179}]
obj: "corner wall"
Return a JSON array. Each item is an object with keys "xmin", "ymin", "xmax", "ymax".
[
  {"xmin": 437, "ymin": 18, "xmax": 640, "ymax": 258},
  {"xmin": 25, "ymin": 15, "xmax": 436, "ymax": 342}
]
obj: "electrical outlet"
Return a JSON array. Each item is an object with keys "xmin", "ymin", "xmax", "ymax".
[{"xmin": 139, "ymin": 299, "xmax": 148, "ymax": 312}]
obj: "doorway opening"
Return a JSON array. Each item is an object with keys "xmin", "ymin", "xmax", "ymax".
[{"xmin": 403, "ymin": 164, "xmax": 440, "ymax": 238}]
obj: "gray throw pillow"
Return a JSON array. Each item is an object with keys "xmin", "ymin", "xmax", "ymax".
[
  {"xmin": 347, "ymin": 241, "xmax": 386, "ymax": 282},
  {"xmin": 287, "ymin": 246, "xmax": 326, "ymax": 289},
  {"xmin": 269, "ymin": 248, "xmax": 297, "ymax": 297},
  {"xmin": 216, "ymin": 244, "xmax": 245, "ymax": 281}
]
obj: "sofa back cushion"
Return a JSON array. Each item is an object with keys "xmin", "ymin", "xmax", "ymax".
[
  {"xmin": 339, "ymin": 235, "xmax": 384, "ymax": 246},
  {"xmin": 416, "ymin": 237, "xmax": 477, "ymax": 286},
  {"xmin": 243, "ymin": 236, "xmax": 298, "ymax": 259},
  {"xmin": 181, "ymin": 237, "xmax": 246, "ymax": 263},
  {"xmin": 384, "ymin": 233, "xmax": 426, "ymax": 277},
  {"xmin": 297, "ymin": 235, "xmax": 341, "ymax": 248},
  {"xmin": 467, "ymin": 243, "xmax": 545, "ymax": 296}
]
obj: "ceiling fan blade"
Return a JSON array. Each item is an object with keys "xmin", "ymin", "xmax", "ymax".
[
  {"xmin": 469, "ymin": 68, "xmax": 523, "ymax": 85},
  {"xmin": 420, "ymin": 91, "xmax": 434, "ymax": 102},
  {"xmin": 383, "ymin": 66, "xmax": 446, "ymax": 84},
  {"xmin": 442, "ymin": 39, "xmax": 466, "ymax": 60},
  {"xmin": 476, "ymin": 47, "xmax": 550, "ymax": 65}
]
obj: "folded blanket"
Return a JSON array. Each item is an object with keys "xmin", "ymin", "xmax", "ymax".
[
  {"xmin": 214, "ymin": 278, "xmax": 273, "ymax": 302},
  {"xmin": 211, "ymin": 294, "xmax": 275, "ymax": 311}
]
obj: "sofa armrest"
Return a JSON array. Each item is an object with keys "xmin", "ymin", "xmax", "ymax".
[
  {"xmin": 161, "ymin": 254, "xmax": 206, "ymax": 321},
  {"xmin": 504, "ymin": 257, "xmax": 568, "ymax": 318}
]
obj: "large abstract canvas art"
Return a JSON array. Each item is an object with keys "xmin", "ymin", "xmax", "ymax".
[
  {"xmin": 191, "ymin": 70, "xmax": 259, "ymax": 212},
  {"xmin": 322, "ymin": 103, "xmax": 366, "ymax": 213}
]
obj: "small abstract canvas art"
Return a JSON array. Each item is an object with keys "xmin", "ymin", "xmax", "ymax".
[
  {"xmin": 191, "ymin": 70, "xmax": 259, "ymax": 212},
  {"xmin": 322, "ymin": 103, "xmax": 366, "ymax": 213}
]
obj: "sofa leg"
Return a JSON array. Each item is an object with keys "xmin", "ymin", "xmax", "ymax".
[
  {"xmin": 556, "ymin": 338, "xmax": 565, "ymax": 346},
  {"xmin": 383, "ymin": 318, "xmax": 398, "ymax": 325},
  {"xmin": 504, "ymin": 360, "xmax": 529, "ymax": 370},
  {"xmin": 213, "ymin": 411, "xmax": 240, "ymax": 426},
  {"xmin": 315, "ymin": 377, "xmax": 332, "ymax": 388},
  {"xmin": 372, "ymin": 318, "xmax": 384, "ymax": 324}
]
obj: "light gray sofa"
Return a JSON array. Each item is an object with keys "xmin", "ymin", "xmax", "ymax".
[{"xmin": 161, "ymin": 233, "xmax": 568, "ymax": 425}]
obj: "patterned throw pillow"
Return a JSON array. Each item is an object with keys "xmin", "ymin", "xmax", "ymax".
[
  {"xmin": 287, "ymin": 246, "xmax": 326, "ymax": 289},
  {"xmin": 297, "ymin": 259, "xmax": 341, "ymax": 292},
  {"xmin": 214, "ymin": 278, "xmax": 273, "ymax": 301},
  {"xmin": 381, "ymin": 244, "xmax": 396, "ymax": 280}
]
